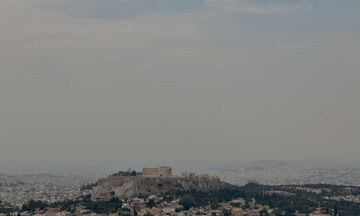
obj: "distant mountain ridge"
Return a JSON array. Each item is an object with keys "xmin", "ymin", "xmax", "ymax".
[{"xmin": 208, "ymin": 160, "xmax": 360, "ymax": 186}]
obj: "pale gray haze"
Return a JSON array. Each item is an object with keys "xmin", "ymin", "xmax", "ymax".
[{"xmin": 1, "ymin": 0, "xmax": 359, "ymax": 173}]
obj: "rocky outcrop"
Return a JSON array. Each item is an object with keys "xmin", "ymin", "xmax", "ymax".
[{"xmin": 92, "ymin": 175, "xmax": 226, "ymax": 200}]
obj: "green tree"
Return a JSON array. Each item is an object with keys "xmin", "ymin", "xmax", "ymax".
[{"xmin": 146, "ymin": 199, "xmax": 156, "ymax": 208}]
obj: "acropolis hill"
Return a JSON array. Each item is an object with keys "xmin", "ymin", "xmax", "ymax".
[{"xmin": 92, "ymin": 167, "xmax": 229, "ymax": 200}]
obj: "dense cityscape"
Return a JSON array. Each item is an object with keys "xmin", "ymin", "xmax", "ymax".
[
  {"xmin": 0, "ymin": 173, "xmax": 98, "ymax": 208},
  {"xmin": 2, "ymin": 164, "xmax": 360, "ymax": 215},
  {"xmin": 209, "ymin": 161, "xmax": 360, "ymax": 186}
]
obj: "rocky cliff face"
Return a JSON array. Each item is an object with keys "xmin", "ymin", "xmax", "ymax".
[{"xmin": 92, "ymin": 175, "xmax": 226, "ymax": 200}]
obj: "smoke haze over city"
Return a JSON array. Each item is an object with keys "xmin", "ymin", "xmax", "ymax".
[{"xmin": 1, "ymin": 0, "xmax": 360, "ymax": 173}]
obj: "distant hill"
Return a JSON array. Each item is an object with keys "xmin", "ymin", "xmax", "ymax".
[
  {"xmin": 92, "ymin": 175, "xmax": 230, "ymax": 200},
  {"xmin": 208, "ymin": 160, "xmax": 360, "ymax": 186}
]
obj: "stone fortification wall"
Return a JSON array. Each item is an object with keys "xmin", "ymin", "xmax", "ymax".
[
  {"xmin": 143, "ymin": 167, "xmax": 172, "ymax": 177},
  {"xmin": 181, "ymin": 172, "xmax": 220, "ymax": 180}
]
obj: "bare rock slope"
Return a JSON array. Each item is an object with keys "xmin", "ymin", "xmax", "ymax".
[{"xmin": 92, "ymin": 175, "xmax": 228, "ymax": 200}]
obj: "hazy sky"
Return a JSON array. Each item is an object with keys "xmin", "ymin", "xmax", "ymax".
[{"xmin": 1, "ymin": 0, "xmax": 360, "ymax": 173}]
